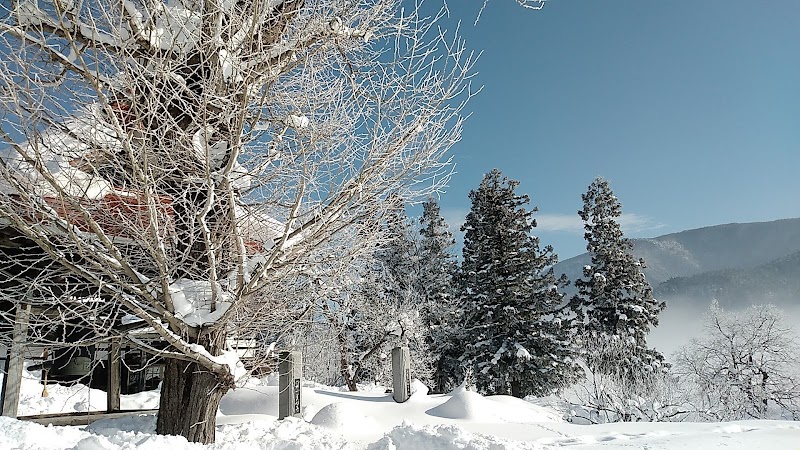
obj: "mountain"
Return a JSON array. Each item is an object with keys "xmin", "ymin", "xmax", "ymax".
[
  {"xmin": 555, "ymin": 217, "xmax": 800, "ymax": 356},
  {"xmin": 555, "ymin": 217, "xmax": 800, "ymax": 299},
  {"xmin": 654, "ymin": 250, "xmax": 800, "ymax": 308}
]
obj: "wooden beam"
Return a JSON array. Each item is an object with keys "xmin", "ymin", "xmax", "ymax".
[
  {"xmin": 18, "ymin": 409, "xmax": 158, "ymax": 426},
  {"xmin": 0, "ymin": 345, "xmax": 7, "ymax": 411},
  {"xmin": 1, "ymin": 304, "xmax": 31, "ymax": 417},
  {"xmin": 107, "ymin": 337, "xmax": 121, "ymax": 412}
]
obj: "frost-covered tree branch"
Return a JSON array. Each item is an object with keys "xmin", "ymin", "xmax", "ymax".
[
  {"xmin": 476, "ymin": 0, "xmax": 546, "ymax": 24},
  {"xmin": 0, "ymin": 0, "xmax": 475, "ymax": 442},
  {"xmin": 674, "ymin": 302, "xmax": 800, "ymax": 421}
]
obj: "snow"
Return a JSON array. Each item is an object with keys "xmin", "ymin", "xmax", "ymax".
[
  {"xmin": 143, "ymin": 3, "xmax": 201, "ymax": 52},
  {"xmin": 287, "ymin": 114, "xmax": 310, "ymax": 129},
  {"xmin": 427, "ymin": 390, "xmax": 503, "ymax": 422},
  {"xmin": 234, "ymin": 205, "xmax": 284, "ymax": 251},
  {"xmin": 0, "ymin": 106, "xmax": 120, "ymax": 200},
  {"xmin": 2, "ymin": 364, "xmax": 799, "ymax": 449},
  {"xmin": 5, "ymin": 363, "xmax": 160, "ymax": 417},
  {"xmin": 514, "ymin": 343, "xmax": 532, "ymax": 360},
  {"xmin": 167, "ymin": 279, "xmax": 232, "ymax": 327},
  {"xmin": 218, "ymin": 48, "xmax": 234, "ymax": 79},
  {"xmin": 0, "ymin": 371, "xmax": 800, "ymax": 450}
]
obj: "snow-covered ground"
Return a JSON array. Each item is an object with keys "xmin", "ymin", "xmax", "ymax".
[{"xmin": 1, "ymin": 367, "xmax": 798, "ymax": 449}]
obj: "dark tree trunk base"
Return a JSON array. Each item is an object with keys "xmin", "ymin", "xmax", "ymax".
[
  {"xmin": 156, "ymin": 358, "xmax": 230, "ymax": 444},
  {"xmin": 511, "ymin": 380, "xmax": 521, "ymax": 398},
  {"xmin": 336, "ymin": 330, "xmax": 358, "ymax": 392}
]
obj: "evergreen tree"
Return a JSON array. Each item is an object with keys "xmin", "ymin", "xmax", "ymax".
[
  {"xmin": 458, "ymin": 169, "xmax": 580, "ymax": 397},
  {"xmin": 375, "ymin": 195, "xmax": 418, "ymax": 306},
  {"xmin": 570, "ymin": 177, "xmax": 666, "ymax": 379},
  {"xmin": 417, "ymin": 198, "xmax": 459, "ymax": 392}
]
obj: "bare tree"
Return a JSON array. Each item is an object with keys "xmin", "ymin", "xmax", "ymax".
[
  {"xmin": 0, "ymin": 0, "xmax": 475, "ymax": 442},
  {"xmin": 563, "ymin": 333, "xmax": 689, "ymax": 424},
  {"xmin": 674, "ymin": 301, "xmax": 800, "ymax": 421},
  {"xmin": 316, "ymin": 236, "xmax": 432, "ymax": 391},
  {"xmin": 476, "ymin": 0, "xmax": 546, "ymax": 23}
]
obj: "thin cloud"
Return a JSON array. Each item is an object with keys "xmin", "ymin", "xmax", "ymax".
[
  {"xmin": 535, "ymin": 213, "xmax": 584, "ymax": 233},
  {"xmin": 441, "ymin": 207, "xmax": 469, "ymax": 232},
  {"xmin": 536, "ymin": 212, "xmax": 664, "ymax": 235},
  {"xmin": 618, "ymin": 213, "xmax": 665, "ymax": 234}
]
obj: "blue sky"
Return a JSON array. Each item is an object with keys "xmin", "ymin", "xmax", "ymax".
[{"xmin": 424, "ymin": 0, "xmax": 800, "ymax": 259}]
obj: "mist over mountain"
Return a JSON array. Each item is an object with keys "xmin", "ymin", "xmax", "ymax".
[
  {"xmin": 555, "ymin": 217, "xmax": 800, "ymax": 294},
  {"xmin": 554, "ymin": 218, "xmax": 800, "ymax": 356},
  {"xmin": 654, "ymin": 250, "xmax": 800, "ymax": 309}
]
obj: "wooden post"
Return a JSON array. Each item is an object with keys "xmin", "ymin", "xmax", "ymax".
[
  {"xmin": 41, "ymin": 348, "xmax": 49, "ymax": 398},
  {"xmin": 0, "ymin": 345, "xmax": 7, "ymax": 409},
  {"xmin": 1, "ymin": 304, "xmax": 31, "ymax": 417},
  {"xmin": 278, "ymin": 351, "xmax": 302, "ymax": 419},
  {"xmin": 107, "ymin": 338, "xmax": 121, "ymax": 412},
  {"xmin": 392, "ymin": 346, "xmax": 411, "ymax": 403}
]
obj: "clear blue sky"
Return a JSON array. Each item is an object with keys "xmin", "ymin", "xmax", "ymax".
[{"xmin": 426, "ymin": 0, "xmax": 800, "ymax": 259}]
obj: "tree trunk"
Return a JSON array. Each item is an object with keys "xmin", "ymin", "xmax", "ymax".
[
  {"xmin": 342, "ymin": 365, "xmax": 358, "ymax": 392},
  {"xmin": 336, "ymin": 330, "xmax": 358, "ymax": 391},
  {"xmin": 156, "ymin": 357, "xmax": 230, "ymax": 444},
  {"xmin": 510, "ymin": 380, "xmax": 521, "ymax": 398}
]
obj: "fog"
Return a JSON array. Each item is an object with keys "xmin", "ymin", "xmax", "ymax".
[{"xmin": 649, "ymin": 297, "xmax": 800, "ymax": 363}]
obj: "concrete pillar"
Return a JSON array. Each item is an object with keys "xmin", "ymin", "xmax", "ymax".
[
  {"xmin": 392, "ymin": 346, "xmax": 411, "ymax": 403},
  {"xmin": 278, "ymin": 351, "xmax": 302, "ymax": 419},
  {"xmin": 107, "ymin": 338, "xmax": 121, "ymax": 412},
  {"xmin": 1, "ymin": 304, "xmax": 30, "ymax": 417}
]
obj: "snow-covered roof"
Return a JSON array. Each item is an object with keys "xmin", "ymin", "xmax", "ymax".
[
  {"xmin": 0, "ymin": 105, "xmax": 119, "ymax": 199},
  {"xmin": 0, "ymin": 105, "xmax": 285, "ymax": 249}
]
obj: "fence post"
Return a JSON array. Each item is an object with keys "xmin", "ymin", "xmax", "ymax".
[
  {"xmin": 107, "ymin": 337, "xmax": 121, "ymax": 412},
  {"xmin": 392, "ymin": 346, "xmax": 411, "ymax": 403},
  {"xmin": 278, "ymin": 351, "xmax": 302, "ymax": 419},
  {"xmin": 1, "ymin": 304, "xmax": 30, "ymax": 417}
]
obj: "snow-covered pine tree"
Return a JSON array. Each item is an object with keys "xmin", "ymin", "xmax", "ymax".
[
  {"xmin": 375, "ymin": 195, "xmax": 418, "ymax": 308},
  {"xmin": 417, "ymin": 198, "xmax": 459, "ymax": 392},
  {"xmin": 458, "ymin": 169, "xmax": 579, "ymax": 397},
  {"xmin": 570, "ymin": 177, "xmax": 666, "ymax": 379}
]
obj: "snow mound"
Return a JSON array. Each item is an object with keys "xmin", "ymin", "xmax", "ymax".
[
  {"xmin": 218, "ymin": 417, "xmax": 354, "ymax": 450},
  {"xmin": 0, "ymin": 416, "xmax": 85, "ymax": 450},
  {"xmin": 218, "ymin": 385, "xmax": 279, "ymax": 416},
  {"xmin": 1, "ymin": 414, "xmax": 355, "ymax": 450},
  {"xmin": 311, "ymin": 401, "xmax": 379, "ymax": 432},
  {"xmin": 485, "ymin": 395, "xmax": 564, "ymax": 423},
  {"xmin": 409, "ymin": 379, "xmax": 429, "ymax": 398},
  {"xmin": 13, "ymin": 364, "xmax": 159, "ymax": 416},
  {"xmin": 426, "ymin": 390, "xmax": 562, "ymax": 424},
  {"xmin": 426, "ymin": 390, "xmax": 502, "ymax": 422},
  {"xmin": 367, "ymin": 423, "xmax": 539, "ymax": 450}
]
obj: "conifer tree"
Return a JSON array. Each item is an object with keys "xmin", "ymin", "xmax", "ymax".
[
  {"xmin": 417, "ymin": 198, "xmax": 459, "ymax": 392},
  {"xmin": 374, "ymin": 197, "xmax": 418, "ymax": 307},
  {"xmin": 459, "ymin": 169, "xmax": 579, "ymax": 397},
  {"xmin": 571, "ymin": 177, "xmax": 666, "ymax": 379}
]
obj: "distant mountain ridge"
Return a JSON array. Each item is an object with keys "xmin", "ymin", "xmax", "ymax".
[
  {"xmin": 554, "ymin": 218, "xmax": 800, "ymax": 306},
  {"xmin": 654, "ymin": 250, "xmax": 800, "ymax": 308}
]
